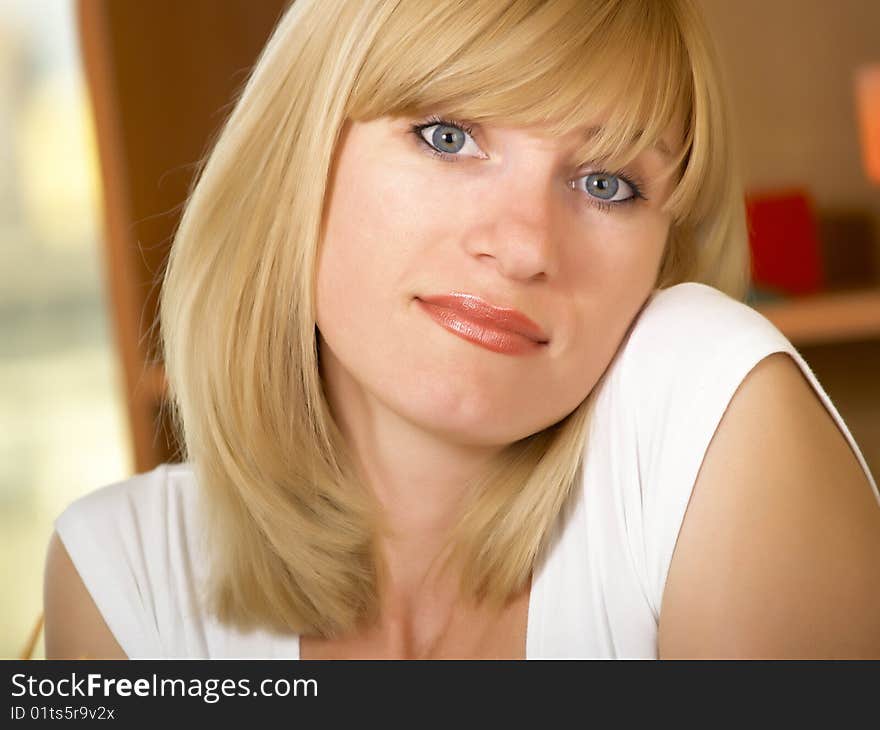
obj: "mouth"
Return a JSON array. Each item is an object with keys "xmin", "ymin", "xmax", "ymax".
[{"xmin": 414, "ymin": 293, "xmax": 549, "ymax": 355}]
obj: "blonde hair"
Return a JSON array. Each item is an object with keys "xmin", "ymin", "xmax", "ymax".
[{"xmin": 159, "ymin": 0, "xmax": 749, "ymax": 638}]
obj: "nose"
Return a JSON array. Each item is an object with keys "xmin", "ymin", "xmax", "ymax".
[{"xmin": 463, "ymin": 167, "xmax": 563, "ymax": 281}]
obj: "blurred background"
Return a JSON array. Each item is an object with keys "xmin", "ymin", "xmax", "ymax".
[{"xmin": 1, "ymin": 0, "xmax": 878, "ymax": 659}]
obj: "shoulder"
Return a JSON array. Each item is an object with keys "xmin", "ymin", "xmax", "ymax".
[
  {"xmin": 614, "ymin": 282, "xmax": 792, "ymax": 444},
  {"xmin": 620, "ymin": 282, "xmax": 787, "ymax": 379},
  {"xmin": 602, "ymin": 282, "xmax": 880, "ymax": 642},
  {"xmin": 47, "ymin": 463, "xmax": 201, "ymax": 658},
  {"xmin": 657, "ymin": 348, "xmax": 880, "ymax": 658},
  {"xmin": 53, "ymin": 462, "xmax": 200, "ymax": 563},
  {"xmin": 54, "ymin": 462, "xmax": 197, "ymax": 528},
  {"xmin": 44, "ymin": 530, "xmax": 127, "ymax": 658},
  {"xmin": 612, "ymin": 282, "xmax": 798, "ymax": 513}
]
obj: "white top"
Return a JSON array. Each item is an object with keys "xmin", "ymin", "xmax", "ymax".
[{"xmin": 54, "ymin": 282, "xmax": 880, "ymax": 659}]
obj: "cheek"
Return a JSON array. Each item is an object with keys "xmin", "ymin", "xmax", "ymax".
[
  {"xmin": 544, "ymin": 214, "xmax": 670, "ymax": 409},
  {"xmin": 317, "ymin": 164, "xmax": 399, "ymax": 310},
  {"xmin": 315, "ymin": 154, "xmax": 429, "ymax": 401},
  {"xmin": 563, "ymin": 213, "xmax": 670, "ymax": 293}
]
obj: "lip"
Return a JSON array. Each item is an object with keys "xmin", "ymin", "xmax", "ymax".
[{"xmin": 415, "ymin": 293, "xmax": 549, "ymax": 355}]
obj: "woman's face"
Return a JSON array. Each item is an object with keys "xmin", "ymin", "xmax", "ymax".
[{"xmin": 315, "ymin": 113, "xmax": 682, "ymax": 447}]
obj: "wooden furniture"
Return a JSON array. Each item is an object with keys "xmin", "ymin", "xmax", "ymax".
[
  {"xmin": 76, "ymin": 0, "xmax": 289, "ymax": 472},
  {"xmin": 755, "ymin": 287, "xmax": 880, "ymax": 347}
]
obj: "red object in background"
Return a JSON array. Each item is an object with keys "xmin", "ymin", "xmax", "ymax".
[{"xmin": 745, "ymin": 189, "xmax": 825, "ymax": 296}]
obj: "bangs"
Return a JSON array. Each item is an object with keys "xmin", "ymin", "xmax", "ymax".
[{"xmin": 346, "ymin": 0, "xmax": 697, "ymax": 218}]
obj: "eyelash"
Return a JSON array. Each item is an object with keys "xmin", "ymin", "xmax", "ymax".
[{"xmin": 408, "ymin": 115, "xmax": 649, "ymax": 213}]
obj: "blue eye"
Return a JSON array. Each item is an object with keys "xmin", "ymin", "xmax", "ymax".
[
  {"xmin": 567, "ymin": 169, "xmax": 646, "ymax": 211},
  {"xmin": 429, "ymin": 125, "xmax": 466, "ymax": 154},
  {"xmin": 411, "ymin": 116, "xmax": 486, "ymax": 160},
  {"xmin": 575, "ymin": 172, "xmax": 640, "ymax": 204}
]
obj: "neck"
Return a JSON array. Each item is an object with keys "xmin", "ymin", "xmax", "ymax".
[{"xmin": 322, "ymin": 347, "xmax": 505, "ymax": 594}]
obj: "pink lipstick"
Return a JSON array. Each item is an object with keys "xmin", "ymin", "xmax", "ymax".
[{"xmin": 415, "ymin": 293, "xmax": 549, "ymax": 355}]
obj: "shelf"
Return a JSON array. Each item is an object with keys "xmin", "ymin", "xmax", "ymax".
[{"xmin": 753, "ymin": 287, "xmax": 880, "ymax": 347}]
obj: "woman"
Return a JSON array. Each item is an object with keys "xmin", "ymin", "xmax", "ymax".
[{"xmin": 45, "ymin": 0, "xmax": 880, "ymax": 659}]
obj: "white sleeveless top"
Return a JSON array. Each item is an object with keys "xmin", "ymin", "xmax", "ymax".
[{"xmin": 54, "ymin": 283, "xmax": 880, "ymax": 658}]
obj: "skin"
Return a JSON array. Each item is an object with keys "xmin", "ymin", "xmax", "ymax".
[
  {"xmin": 312, "ymin": 113, "xmax": 682, "ymax": 657},
  {"xmin": 659, "ymin": 352, "xmax": 880, "ymax": 658},
  {"xmin": 44, "ymin": 531, "xmax": 127, "ymax": 659}
]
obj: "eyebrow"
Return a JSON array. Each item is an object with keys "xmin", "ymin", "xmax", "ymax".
[{"xmin": 583, "ymin": 126, "xmax": 674, "ymax": 159}]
